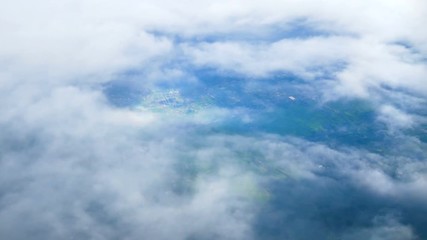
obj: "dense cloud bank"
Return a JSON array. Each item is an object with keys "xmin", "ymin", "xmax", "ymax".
[{"xmin": 1, "ymin": 0, "xmax": 427, "ymax": 239}]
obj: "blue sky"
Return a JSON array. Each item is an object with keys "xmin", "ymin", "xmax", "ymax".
[{"xmin": 0, "ymin": 1, "xmax": 427, "ymax": 239}]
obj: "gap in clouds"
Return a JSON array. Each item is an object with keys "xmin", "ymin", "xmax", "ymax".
[
  {"xmin": 97, "ymin": 52, "xmax": 427, "ymax": 237},
  {"xmin": 102, "ymin": 66, "xmax": 427, "ymax": 155},
  {"xmin": 92, "ymin": 15, "xmax": 427, "ymax": 237}
]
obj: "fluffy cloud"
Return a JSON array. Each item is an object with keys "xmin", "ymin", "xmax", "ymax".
[
  {"xmin": 183, "ymin": 35, "xmax": 427, "ymax": 99},
  {"xmin": 1, "ymin": 0, "xmax": 426, "ymax": 99},
  {"xmin": 1, "ymin": 100, "xmax": 426, "ymax": 239},
  {"xmin": 196, "ymin": 135, "xmax": 427, "ymax": 239},
  {"xmin": 0, "ymin": 85, "xmax": 256, "ymax": 240}
]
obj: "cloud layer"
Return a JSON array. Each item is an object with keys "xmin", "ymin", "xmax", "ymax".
[{"xmin": 1, "ymin": 0, "xmax": 427, "ymax": 239}]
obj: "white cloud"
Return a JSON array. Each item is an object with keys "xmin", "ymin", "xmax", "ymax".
[
  {"xmin": 1, "ymin": 0, "xmax": 426, "ymax": 88},
  {"xmin": 0, "ymin": 85, "xmax": 257, "ymax": 239},
  {"xmin": 182, "ymin": 36, "xmax": 351, "ymax": 78},
  {"xmin": 377, "ymin": 105, "xmax": 415, "ymax": 130}
]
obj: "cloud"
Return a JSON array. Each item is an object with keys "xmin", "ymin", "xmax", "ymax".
[
  {"xmin": 342, "ymin": 215, "xmax": 416, "ymax": 240},
  {"xmin": 1, "ymin": 0, "xmax": 427, "ymax": 239},
  {"xmin": 377, "ymin": 105, "xmax": 415, "ymax": 131},
  {"xmin": 0, "ymin": 85, "xmax": 257, "ymax": 240},
  {"xmin": 183, "ymin": 36, "xmax": 427, "ymax": 100},
  {"xmin": 195, "ymin": 135, "xmax": 427, "ymax": 239},
  {"xmin": 1, "ymin": 0, "xmax": 426, "ymax": 100},
  {"xmin": 182, "ymin": 36, "xmax": 351, "ymax": 78},
  {"xmin": 0, "ymin": 86, "xmax": 426, "ymax": 239}
]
